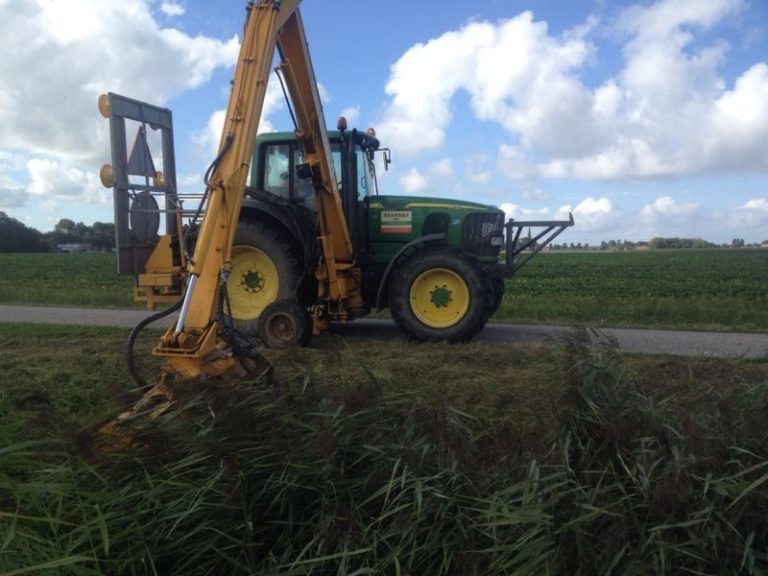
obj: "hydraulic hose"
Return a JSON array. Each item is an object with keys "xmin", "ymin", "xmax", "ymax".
[{"xmin": 126, "ymin": 296, "xmax": 184, "ymax": 389}]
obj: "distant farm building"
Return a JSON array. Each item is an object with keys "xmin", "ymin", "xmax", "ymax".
[{"xmin": 57, "ymin": 243, "xmax": 89, "ymax": 253}]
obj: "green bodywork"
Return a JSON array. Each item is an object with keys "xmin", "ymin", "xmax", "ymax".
[{"xmin": 367, "ymin": 195, "xmax": 502, "ymax": 265}]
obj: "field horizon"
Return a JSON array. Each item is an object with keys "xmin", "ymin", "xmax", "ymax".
[{"xmin": 1, "ymin": 249, "xmax": 767, "ymax": 333}]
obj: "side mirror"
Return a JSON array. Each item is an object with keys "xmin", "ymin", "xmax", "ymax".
[{"xmin": 382, "ymin": 148, "xmax": 391, "ymax": 171}]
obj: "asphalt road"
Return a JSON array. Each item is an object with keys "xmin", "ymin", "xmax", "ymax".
[{"xmin": 1, "ymin": 304, "xmax": 767, "ymax": 359}]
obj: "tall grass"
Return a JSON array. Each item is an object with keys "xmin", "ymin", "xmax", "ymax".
[{"xmin": 2, "ymin": 345, "xmax": 767, "ymax": 574}]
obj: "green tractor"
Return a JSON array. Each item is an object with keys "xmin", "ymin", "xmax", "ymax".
[{"xmin": 227, "ymin": 125, "xmax": 573, "ymax": 344}]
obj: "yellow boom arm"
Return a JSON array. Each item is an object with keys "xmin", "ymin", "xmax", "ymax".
[{"xmin": 153, "ymin": 0, "xmax": 359, "ymax": 380}]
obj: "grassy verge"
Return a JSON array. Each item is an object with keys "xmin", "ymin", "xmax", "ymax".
[{"xmin": 1, "ymin": 324, "xmax": 768, "ymax": 574}]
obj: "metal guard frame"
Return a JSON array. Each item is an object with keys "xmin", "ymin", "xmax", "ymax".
[
  {"xmin": 504, "ymin": 213, "xmax": 575, "ymax": 276},
  {"xmin": 105, "ymin": 93, "xmax": 178, "ymax": 276}
]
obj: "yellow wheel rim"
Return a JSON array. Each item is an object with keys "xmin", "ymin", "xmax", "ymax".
[
  {"xmin": 409, "ymin": 267, "xmax": 470, "ymax": 328},
  {"xmin": 227, "ymin": 245, "xmax": 279, "ymax": 320}
]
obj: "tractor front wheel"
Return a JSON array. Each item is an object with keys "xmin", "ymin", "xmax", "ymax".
[
  {"xmin": 489, "ymin": 276, "xmax": 505, "ymax": 316},
  {"xmin": 389, "ymin": 248, "xmax": 493, "ymax": 343}
]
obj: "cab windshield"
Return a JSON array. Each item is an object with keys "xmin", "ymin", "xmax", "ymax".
[{"xmin": 259, "ymin": 139, "xmax": 378, "ymax": 202}]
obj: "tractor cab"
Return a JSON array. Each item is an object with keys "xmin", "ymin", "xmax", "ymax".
[
  {"xmin": 249, "ymin": 129, "xmax": 381, "ymax": 205},
  {"xmin": 246, "ymin": 127, "xmax": 383, "ymax": 256}
]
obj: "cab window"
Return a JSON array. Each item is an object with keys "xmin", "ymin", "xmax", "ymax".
[
  {"xmin": 264, "ymin": 144, "xmax": 290, "ymax": 198},
  {"xmin": 262, "ymin": 141, "xmax": 349, "ymax": 205},
  {"xmin": 291, "ymin": 148, "xmax": 314, "ymax": 204}
]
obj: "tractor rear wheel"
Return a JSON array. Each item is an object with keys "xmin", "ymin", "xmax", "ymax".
[
  {"xmin": 226, "ymin": 221, "xmax": 301, "ymax": 335},
  {"xmin": 389, "ymin": 248, "xmax": 493, "ymax": 343}
]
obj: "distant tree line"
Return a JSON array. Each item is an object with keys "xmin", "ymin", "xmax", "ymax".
[
  {"xmin": 648, "ymin": 237, "xmax": 716, "ymax": 249},
  {"xmin": 0, "ymin": 212, "xmax": 48, "ymax": 252},
  {"xmin": 2, "ymin": 211, "xmax": 764, "ymax": 254},
  {"xmin": 0, "ymin": 212, "xmax": 115, "ymax": 253},
  {"xmin": 549, "ymin": 236, "xmax": 761, "ymax": 251}
]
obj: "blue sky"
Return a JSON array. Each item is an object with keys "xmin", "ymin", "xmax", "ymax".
[{"xmin": 1, "ymin": 0, "xmax": 767, "ymax": 245}]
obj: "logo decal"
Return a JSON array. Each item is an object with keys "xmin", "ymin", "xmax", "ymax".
[{"xmin": 381, "ymin": 210, "xmax": 412, "ymax": 234}]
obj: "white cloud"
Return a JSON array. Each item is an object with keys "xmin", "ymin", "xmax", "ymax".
[
  {"xmin": 26, "ymin": 157, "xmax": 108, "ymax": 205},
  {"xmin": 462, "ymin": 153, "xmax": 491, "ymax": 184},
  {"xmin": 339, "ymin": 105, "xmax": 361, "ymax": 126},
  {"xmin": 399, "ymin": 168, "xmax": 429, "ymax": 194},
  {"xmin": 41, "ymin": 200, "xmax": 58, "ymax": 213},
  {"xmin": 743, "ymin": 198, "xmax": 768, "ymax": 211},
  {"xmin": 500, "ymin": 197, "xmax": 614, "ymax": 226},
  {"xmin": 521, "ymin": 188, "xmax": 547, "ymax": 201},
  {"xmin": 469, "ymin": 172, "xmax": 491, "ymax": 184},
  {"xmin": 710, "ymin": 63, "xmax": 768, "ymax": 170},
  {"xmin": 558, "ymin": 197, "xmax": 619, "ymax": 231},
  {"xmin": 724, "ymin": 197, "xmax": 768, "ymax": 229},
  {"xmin": 160, "ymin": 2, "xmax": 185, "ymax": 17},
  {"xmin": 429, "ymin": 158, "xmax": 453, "ymax": 178},
  {"xmin": 192, "ymin": 75, "xmax": 286, "ymax": 157},
  {"xmin": 0, "ymin": 0, "xmax": 238, "ymax": 164},
  {"xmin": 377, "ymin": 12, "xmax": 597, "ymax": 158},
  {"xmin": 640, "ymin": 196, "xmax": 700, "ymax": 222},
  {"xmin": 0, "ymin": 152, "xmax": 27, "ymax": 208},
  {"xmin": 501, "ymin": 194, "xmax": 767, "ymax": 242},
  {"xmin": 616, "ymin": 0, "xmax": 743, "ymax": 41},
  {"xmin": 495, "ymin": 189, "xmax": 768, "ymax": 243},
  {"xmin": 377, "ymin": 24, "xmax": 480, "ymax": 155},
  {"xmin": 0, "ymin": 178, "xmax": 26, "ymax": 209},
  {"xmin": 499, "ymin": 202, "xmax": 551, "ymax": 222},
  {"xmin": 392, "ymin": 158, "xmax": 456, "ymax": 194},
  {"xmin": 497, "ymin": 144, "xmax": 536, "ymax": 182},
  {"xmin": 192, "ymin": 109, "xmax": 228, "ymax": 159}
]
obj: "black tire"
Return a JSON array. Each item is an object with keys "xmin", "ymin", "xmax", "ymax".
[
  {"xmin": 389, "ymin": 248, "xmax": 494, "ymax": 343},
  {"xmin": 489, "ymin": 276, "xmax": 506, "ymax": 316},
  {"xmin": 257, "ymin": 300, "xmax": 311, "ymax": 349},
  {"xmin": 226, "ymin": 221, "xmax": 301, "ymax": 335}
]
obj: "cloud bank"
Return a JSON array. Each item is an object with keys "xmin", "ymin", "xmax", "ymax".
[{"xmin": 378, "ymin": 0, "xmax": 768, "ymax": 181}]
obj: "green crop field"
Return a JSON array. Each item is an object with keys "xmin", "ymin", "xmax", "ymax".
[
  {"xmin": 0, "ymin": 253, "xmax": 134, "ymax": 307},
  {"xmin": 499, "ymin": 249, "xmax": 768, "ymax": 331},
  {"xmin": 2, "ymin": 249, "xmax": 767, "ymax": 331}
]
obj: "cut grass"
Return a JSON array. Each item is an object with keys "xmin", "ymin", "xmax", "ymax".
[
  {"xmin": 1, "ymin": 324, "xmax": 767, "ymax": 574},
  {"xmin": 0, "ymin": 324, "xmax": 162, "ymax": 432}
]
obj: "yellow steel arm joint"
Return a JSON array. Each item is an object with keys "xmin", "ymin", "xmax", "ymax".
[{"xmin": 156, "ymin": 0, "xmax": 301, "ymax": 376}]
